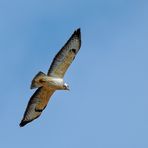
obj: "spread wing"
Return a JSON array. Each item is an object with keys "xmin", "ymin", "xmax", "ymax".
[
  {"xmin": 20, "ymin": 87, "xmax": 55, "ymax": 127},
  {"xmin": 48, "ymin": 28, "xmax": 81, "ymax": 78}
]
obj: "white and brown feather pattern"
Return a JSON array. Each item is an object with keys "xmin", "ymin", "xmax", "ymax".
[
  {"xmin": 48, "ymin": 28, "xmax": 81, "ymax": 78},
  {"xmin": 20, "ymin": 87, "xmax": 55, "ymax": 127},
  {"xmin": 20, "ymin": 28, "xmax": 81, "ymax": 127}
]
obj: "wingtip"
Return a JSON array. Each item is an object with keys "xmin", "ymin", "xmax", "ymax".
[
  {"xmin": 75, "ymin": 28, "xmax": 81, "ymax": 36},
  {"xmin": 76, "ymin": 28, "xmax": 81, "ymax": 32},
  {"xmin": 19, "ymin": 121, "xmax": 26, "ymax": 127},
  {"xmin": 19, "ymin": 120, "xmax": 30, "ymax": 127},
  {"xmin": 72, "ymin": 28, "xmax": 81, "ymax": 41}
]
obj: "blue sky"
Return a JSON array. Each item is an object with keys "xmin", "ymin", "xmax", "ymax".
[{"xmin": 0, "ymin": 0, "xmax": 148, "ymax": 147}]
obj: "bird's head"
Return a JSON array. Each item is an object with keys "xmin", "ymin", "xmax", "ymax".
[{"xmin": 63, "ymin": 83, "xmax": 70, "ymax": 90}]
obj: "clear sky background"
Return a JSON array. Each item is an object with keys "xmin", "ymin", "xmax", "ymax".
[{"xmin": 0, "ymin": 0, "xmax": 148, "ymax": 147}]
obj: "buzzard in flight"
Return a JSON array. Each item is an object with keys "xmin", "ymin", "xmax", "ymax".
[{"xmin": 20, "ymin": 28, "xmax": 81, "ymax": 127}]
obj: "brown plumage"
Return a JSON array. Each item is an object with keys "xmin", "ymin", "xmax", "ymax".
[{"xmin": 20, "ymin": 28, "xmax": 81, "ymax": 127}]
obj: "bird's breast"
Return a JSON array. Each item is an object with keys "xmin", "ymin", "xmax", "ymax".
[{"xmin": 43, "ymin": 76, "xmax": 64, "ymax": 89}]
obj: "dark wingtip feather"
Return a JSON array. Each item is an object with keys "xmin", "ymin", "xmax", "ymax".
[
  {"xmin": 74, "ymin": 28, "xmax": 81, "ymax": 37},
  {"xmin": 19, "ymin": 114, "xmax": 41, "ymax": 127},
  {"xmin": 73, "ymin": 28, "xmax": 81, "ymax": 47},
  {"xmin": 19, "ymin": 119, "xmax": 33, "ymax": 127},
  {"xmin": 19, "ymin": 121, "xmax": 28, "ymax": 127}
]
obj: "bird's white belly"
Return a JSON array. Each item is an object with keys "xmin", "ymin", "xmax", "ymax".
[{"xmin": 43, "ymin": 76, "xmax": 64, "ymax": 89}]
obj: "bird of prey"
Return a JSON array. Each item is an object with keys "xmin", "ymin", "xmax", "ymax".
[{"xmin": 19, "ymin": 28, "xmax": 81, "ymax": 127}]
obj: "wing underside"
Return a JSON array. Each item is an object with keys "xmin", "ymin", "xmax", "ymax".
[
  {"xmin": 20, "ymin": 87, "xmax": 55, "ymax": 127},
  {"xmin": 20, "ymin": 28, "xmax": 81, "ymax": 127},
  {"xmin": 48, "ymin": 28, "xmax": 81, "ymax": 78}
]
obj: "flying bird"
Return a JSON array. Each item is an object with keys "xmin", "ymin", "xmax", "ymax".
[{"xmin": 19, "ymin": 28, "xmax": 81, "ymax": 127}]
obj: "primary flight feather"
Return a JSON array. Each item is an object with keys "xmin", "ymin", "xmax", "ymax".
[{"xmin": 19, "ymin": 28, "xmax": 81, "ymax": 127}]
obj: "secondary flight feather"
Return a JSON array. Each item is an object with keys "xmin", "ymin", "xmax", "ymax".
[{"xmin": 19, "ymin": 28, "xmax": 81, "ymax": 127}]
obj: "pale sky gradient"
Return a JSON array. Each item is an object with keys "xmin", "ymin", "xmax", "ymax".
[{"xmin": 0, "ymin": 0, "xmax": 148, "ymax": 147}]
